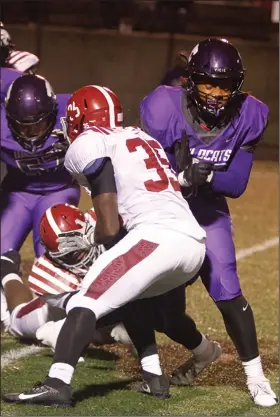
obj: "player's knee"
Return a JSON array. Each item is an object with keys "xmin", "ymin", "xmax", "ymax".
[
  {"xmin": 204, "ymin": 270, "xmax": 242, "ymax": 302},
  {"xmin": 10, "ymin": 301, "xmax": 49, "ymax": 338},
  {"xmin": 216, "ymin": 295, "xmax": 249, "ymax": 317},
  {"xmin": 66, "ymin": 292, "xmax": 97, "ymax": 316}
]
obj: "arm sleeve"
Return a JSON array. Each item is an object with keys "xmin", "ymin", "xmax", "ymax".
[
  {"xmin": 85, "ymin": 158, "xmax": 117, "ymax": 198},
  {"xmin": 210, "ymin": 148, "xmax": 254, "ymax": 198}
]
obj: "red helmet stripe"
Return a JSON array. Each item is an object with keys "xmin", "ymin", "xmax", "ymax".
[
  {"xmin": 45, "ymin": 207, "xmax": 61, "ymax": 236},
  {"xmin": 91, "ymin": 85, "xmax": 116, "ymax": 128}
]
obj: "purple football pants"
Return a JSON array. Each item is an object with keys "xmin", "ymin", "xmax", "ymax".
[
  {"xmin": 0, "ymin": 185, "xmax": 81, "ymax": 258},
  {"xmin": 189, "ymin": 197, "xmax": 242, "ymax": 302}
]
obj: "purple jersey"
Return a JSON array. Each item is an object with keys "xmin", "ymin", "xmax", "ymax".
[
  {"xmin": 141, "ymin": 86, "xmax": 268, "ymax": 173},
  {"xmin": 1, "ymin": 94, "xmax": 74, "ymax": 193},
  {"xmin": 140, "ymin": 86, "xmax": 269, "ymax": 221}
]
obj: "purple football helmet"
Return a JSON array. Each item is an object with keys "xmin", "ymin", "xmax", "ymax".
[
  {"xmin": 187, "ymin": 38, "xmax": 245, "ymax": 118},
  {"xmin": 5, "ymin": 74, "xmax": 58, "ymax": 152}
]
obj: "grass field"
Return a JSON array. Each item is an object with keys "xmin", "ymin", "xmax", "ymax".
[{"xmin": 1, "ymin": 160, "xmax": 279, "ymax": 416}]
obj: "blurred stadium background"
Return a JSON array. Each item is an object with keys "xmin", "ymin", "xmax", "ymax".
[{"xmin": 1, "ymin": 0, "xmax": 279, "ymax": 155}]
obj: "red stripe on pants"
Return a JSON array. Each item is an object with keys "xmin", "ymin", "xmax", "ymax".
[
  {"xmin": 85, "ymin": 239, "xmax": 158, "ymax": 300},
  {"xmin": 16, "ymin": 297, "xmax": 46, "ymax": 319}
]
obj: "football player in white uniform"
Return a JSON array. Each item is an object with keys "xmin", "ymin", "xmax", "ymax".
[
  {"xmin": 3, "ymin": 85, "xmax": 207, "ymax": 407},
  {"xmin": 0, "ymin": 22, "xmax": 39, "ymax": 73},
  {"xmin": 2, "ymin": 202, "xmax": 221, "ymax": 396}
]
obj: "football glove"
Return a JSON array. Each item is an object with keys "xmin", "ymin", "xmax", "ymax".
[
  {"xmin": 56, "ymin": 219, "xmax": 95, "ymax": 254},
  {"xmin": 176, "ymin": 130, "xmax": 214, "ymax": 196},
  {"xmin": 183, "ymin": 161, "xmax": 214, "ymax": 187}
]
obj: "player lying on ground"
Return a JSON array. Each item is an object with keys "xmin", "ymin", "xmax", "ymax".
[
  {"xmin": 2, "ymin": 84, "xmax": 208, "ymax": 406},
  {"xmin": 0, "ymin": 205, "xmax": 133, "ymax": 353},
  {"xmin": 140, "ymin": 37, "xmax": 277, "ymax": 407},
  {"xmin": 1, "ymin": 202, "xmax": 221, "ymax": 396},
  {"xmin": 0, "ymin": 74, "xmax": 80, "ymax": 331}
]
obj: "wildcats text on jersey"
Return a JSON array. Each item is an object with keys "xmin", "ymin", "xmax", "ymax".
[{"xmin": 190, "ymin": 148, "xmax": 232, "ymax": 165}]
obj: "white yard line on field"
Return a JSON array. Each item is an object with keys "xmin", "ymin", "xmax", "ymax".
[
  {"xmin": 236, "ymin": 237, "xmax": 279, "ymax": 261},
  {"xmin": 1, "ymin": 237, "xmax": 278, "ymax": 369},
  {"xmin": 1, "ymin": 345, "xmax": 43, "ymax": 369}
]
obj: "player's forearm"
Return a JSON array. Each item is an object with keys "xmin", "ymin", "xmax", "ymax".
[{"xmin": 210, "ymin": 149, "xmax": 254, "ymax": 198}]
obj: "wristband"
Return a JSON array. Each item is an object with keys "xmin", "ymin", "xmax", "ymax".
[{"xmin": 178, "ymin": 171, "xmax": 191, "ymax": 187}]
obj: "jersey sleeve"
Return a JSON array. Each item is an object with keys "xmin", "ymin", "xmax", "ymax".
[
  {"xmin": 64, "ymin": 129, "xmax": 107, "ymax": 176},
  {"xmin": 140, "ymin": 85, "xmax": 183, "ymax": 150},
  {"xmin": 9, "ymin": 50, "xmax": 39, "ymax": 72},
  {"xmin": 28, "ymin": 255, "xmax": 80, "ymax": 295},
  {"xmin": 239, "ymin": 96, "xmax": 269, "ymax": 150}
]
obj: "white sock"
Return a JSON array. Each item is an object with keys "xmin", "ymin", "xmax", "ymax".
[
  {"xmin": 242, "ymin": 356, "xmax": 267, "ymax": 384},
  {"xmin": 48, "ymin": 362, "xmax": 74, "ymax": 385},
  {"xmin": 141, "ymin": 354, "xmax": 162, "ymax": 376},
  {"xmin": 2, "ymin": 273, "xmax": 23, "ymax": 287},
  {"xmin": 192, "ymin": 334, "xmax": 208, "ymax": 356}
]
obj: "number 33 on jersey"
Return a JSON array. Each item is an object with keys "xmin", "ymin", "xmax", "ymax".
[{"xmin": 64, "ymin": 126, "xmax": 194, "ymax": 231}]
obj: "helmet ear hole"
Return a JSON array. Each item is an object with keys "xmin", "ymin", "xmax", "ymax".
[{"xmin": 84, "ymin": 99, "xmax": 88, "ymax": 109}]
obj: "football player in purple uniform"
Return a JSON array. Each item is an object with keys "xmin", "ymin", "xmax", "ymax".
[
  {"xmin": 140, "ymin": 38, "xmax": 277, "ymax": 407},
  {"xmin": 0, "ymin": 74, "xmax": 80, "ymax": 329}
]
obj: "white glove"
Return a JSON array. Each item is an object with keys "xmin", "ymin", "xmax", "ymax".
[
  {"xmin": 56, "ymin": 219, "xmax": 95, "ymax": 254},
  {"xmin": 110, "ymin": 323, "xmax": 138, "ymax": 358},
  {"xmin": 36, "ymin": 319, "xmax": 85, "ymax": 363}
]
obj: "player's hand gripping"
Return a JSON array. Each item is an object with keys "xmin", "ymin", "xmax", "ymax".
[
  {"xmin": 184, "ymin": 161, "xmax": 214, "ymax": 187},
  {"xmin": 56, "ymin": 219, "xmax": 95, "ymax": 253},
  {"xmin": 177, "ymin": 131, "xmax": 214, "ymax": 196}
]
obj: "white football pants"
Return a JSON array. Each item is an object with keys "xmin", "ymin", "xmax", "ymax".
[{"xmin": 66, "ymin": 226, "xmax": 205, "ymax": 320}]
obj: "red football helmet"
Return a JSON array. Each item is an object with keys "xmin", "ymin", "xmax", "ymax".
[
  {"xmin": 40, "ymin": 203, "xmax": 97, "ymax": 276},
  {"xmin": 61, "ymin": 85, "xmax": 123, "ymax": 143}
]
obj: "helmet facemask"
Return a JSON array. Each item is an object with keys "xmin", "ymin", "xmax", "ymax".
[
  {"xmin": 189, "ymin": 73, "xmax": 244, "ymax": 119},
  {"xmin": 7, "ymin": 109, "xmax": 57, "ymax": 153},
  {"xmin": 48, "ymin": 244, "xmax": 101, "ymax": 277}
]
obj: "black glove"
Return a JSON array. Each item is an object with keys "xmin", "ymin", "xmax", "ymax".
[
  {"xmin": 184, "ymin": 162, "xmax": 214, "ymax": 187},
  {"xmin": 181, "ymin": 161, "xmax": 214, "ymax": 197},
  {"xmin": 52, "ymin": 130, "xmax": 69, "ymax": 152},
  {"xmin": 175, "ymin": 130, "xmax": 192, "ymax": 171}
]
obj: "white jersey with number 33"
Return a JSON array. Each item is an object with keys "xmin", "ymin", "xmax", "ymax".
[{"xmin": 65, "ymin": 126, "xmax": 205, "ymax": 240}]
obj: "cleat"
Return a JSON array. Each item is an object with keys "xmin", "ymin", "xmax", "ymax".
[
  {"xmin": 170, "ymin": 336, "xmax": 222, "ymax": 385},
  {"xmin": 136, "ymin": 373, "xmax": 170, "ymax": 399},
  {"xmin": 2, "ymin": 379, "xmax": 73, "ymax": 407},
  {"xmin": 248, "ymin": 379, "xmax": 278, "ymax": 407}
]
